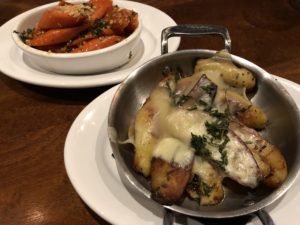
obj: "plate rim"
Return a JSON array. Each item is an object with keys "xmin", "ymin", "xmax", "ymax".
[{"xmin": 64, "ymin": 75, "xmax": 300, "ymax": 225}]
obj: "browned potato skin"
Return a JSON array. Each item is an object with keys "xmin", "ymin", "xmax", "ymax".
[
  {"xmin": 225, "ymin": 91, "xmax": 268, "ymax": 129},
  {"xmin": 151, "ymin": 158, "xmax": 192, "ymax": 204},
  {"xmin": 260, "ymin": 144, "xmax": 288, "ymax": 188},
  {"xmin": 252, "ymin": 151, "xmax": 271, "ymax": 178},
  {"xmin": 187, "ymin": 175, "xmax": 224, "ymax": 206},
  {"xmin": 133, "ymin": 99, "xmax": 158, "ymax": 177},
  {"xmin": 222, "ymin": 69, "xmax": 256, "ymax": 90},
  {"xmin": 237, "ymin": 105, "xmax": 268, "ymax": 130},
  {"xmin": 229, "ymin": 121, "xmax": 287, "ymax": 188},
  {"xmin": 200, "ymin": 182, "xmax": 224, "ymax": 206},
  {"xmin": 194, "ymin": 56, "xmax": 256, "ymax": 91}
]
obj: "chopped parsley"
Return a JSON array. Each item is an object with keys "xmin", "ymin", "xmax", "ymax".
[
  {"xmin": 129, "ymin": 11, "xmax": 138, "ymax": 22},
  {"xmin": 190, "ymin": 108, "xmax": 231, "ymax": 170},
  {"xmin": 187, "ymin": 175, "xmax": 214, "ymax": 197},
  {"xmin": 14, "ymin": 28, "xmax": 35, "ymax": 42},
  {"xmin": 174, "ymin": 94, "xmax": 191, "ymax": 106},
  {"xmin": 191, "ymin": 134, "xmax": 210, "ymax": 157},
  {"xmin": 91, "ymin": 19, "xmax": 108, "ymax": 36},
  {"xmin": 201, "ymin": 84, "xmax": 216, "ymax": 95},
  {"xmin": 162, "ymin": 66, "xmax": 185, "ymax": 82},
  {"xmin": 199, "ymin": 180, "xmax": 214, "ymax": 196},
  {"xmin": 191, "ymin": 133, "xmax": 228, "ymax": 170},
  {"xmin": 205, "ymin": 118, "xmax": 229, "ymax": 139}
]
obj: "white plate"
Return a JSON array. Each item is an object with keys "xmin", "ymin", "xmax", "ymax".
[
  {"xmin": 0, "ymin": 0, "xmax": 180, "ymax": 88},
  {"xmin": 64, "ymin": 76, "xmax": 300, "ymax": 225}
]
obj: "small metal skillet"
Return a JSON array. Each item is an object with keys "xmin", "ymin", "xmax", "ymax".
[{"xmin": 108, "ymin": 25, "xmax": 300, "ymax": 225}]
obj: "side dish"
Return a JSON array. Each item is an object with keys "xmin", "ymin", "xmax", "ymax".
[
  {"xmin": 14, "ymin": 0, "xmax": 138, "ymax": 53},
  {"xmin": 127, "ymin": 50, "xmax": 288, "ymax": 206}
]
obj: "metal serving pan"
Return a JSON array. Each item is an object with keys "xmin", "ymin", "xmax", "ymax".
[{"xmin": 108, "ymin": 25, "xmax": 300, "ymax": 225}]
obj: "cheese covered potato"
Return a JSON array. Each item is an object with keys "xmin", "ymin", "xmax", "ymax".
[
  {"xmin": 128, "ymin": 50, "xmax": 287, "ymax": 206},
  {"xmin": 194, "ymin": 50, "xmax": 256, "ymax": 90}
]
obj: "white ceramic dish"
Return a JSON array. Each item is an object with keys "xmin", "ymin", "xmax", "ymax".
[
  {"xmin": 0, "ymin": 1, "xmax": 180, "ymax": 88},
  {"xmin": 12, "ymin": 0, "xmax": 142, "ymax": 74},
  {"xmin": 64, "ymin": 76, "xmax": 300, "ymax": 225}
]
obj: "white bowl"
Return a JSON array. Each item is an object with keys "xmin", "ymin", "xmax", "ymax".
[{"xmin": 12, "ymin": 0, "xmax": 142, "ymax": 75}]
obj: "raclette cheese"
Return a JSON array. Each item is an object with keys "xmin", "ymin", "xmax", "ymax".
[{"xmin": 129, "ymin": 50, "xmax": 287, "ymax": 206}]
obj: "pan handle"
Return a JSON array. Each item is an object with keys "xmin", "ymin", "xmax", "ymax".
[
  {"xmin": 161, "ymin": 24, "xmax": 231, "ymax": 55},
  {"xmin": 162, "ymin": 208, "xmax": 275, "ymax": 225},
  {"xmin": 255, "ymin": 209, "xmax": 275, "ymax": 225},
  {"xmin": 163, "ymin": 208, "xmax": 174, "ymax": 225}
]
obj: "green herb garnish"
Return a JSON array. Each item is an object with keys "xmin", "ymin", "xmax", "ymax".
[
  {"xmin": 201, "ymin": 84, "xmax": 216, "ymax": 95},
  {"xmin": 14, "ymin": 28, "xmax": 34, "ymax": 42},
  {"xmin": 190, "ymin": 108, "xmax": 231, "ymax": 170},
  {"xmin": 199, "ymin": 180, "xmax": 214, "ymax": 196},
  {"xmin": 191, "ymin": 133, "xmax": 211, "ymax": 157},
  {"xmin": 91, "ymin": 19, "xmax": 108, "ymax": 36},
  {"xmin": 205, "ymin": 120, "xmax": 228, "ymax": 139}
]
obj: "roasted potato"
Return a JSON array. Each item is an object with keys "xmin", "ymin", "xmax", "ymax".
[
  {"xmin": 186, "ymin": 156, "xmax": 224, "ymax": 205},
  {"xmin": 151, "ymin": 158, "xmax": 192, "ymax": 204},
  {"xmin": 225, "ymin": 90, "xmax": 268, "ymax": 129},
  {"xmin": 133, "ymin": 101, "xmax": 157, "ymax": 176},
  {"xmin": 229, "ymin": 121, "xmax": 287, "ymax": 188},
  {"xmin": 128, "ymin": 50, "xmax": 287, "ymax": 208},
  {"xmin": 194, "ymin": 51, "xmax": 256, "ymax": 91},
  {"xmin": 133, "ymin": 87, "xmax": 172, "ymax": 176},
  {"xmin": 150, "ymin": 137, "xmax": 194, "ymax": 204}
]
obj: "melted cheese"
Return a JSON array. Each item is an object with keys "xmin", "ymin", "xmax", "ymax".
[
  {"xmin": 133, "ymin": 87, "xmax": 172, "ymax": 176},
  {"xmin": 193, "ymin": 70, "xmax": 247, "ymax": 113},
  {"xmin": 193, "ymin": 156, "xmax": 220, "ymax": 179},
  {"xmin": 225, "ymin": 132, "xmax": 261, "ymax": 188},
  {"xmin": 132, "ymin": 52, "xmax": 262, "ymax": 188},
  {"xmin": 153, "ymin": 137, "xmax": 194, "ymax": 167},
  {"xmin": 139, "ymin": 88, "xmax": 261, "ymax": 187},
  {"xmin": 163, "ymin": 108, "xmax": 212, "ymax": 144}
]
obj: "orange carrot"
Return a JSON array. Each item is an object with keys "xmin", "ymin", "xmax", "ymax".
[
  {"xmin": 90, "ymin": 0, "xmax": 113, "ymax": 22},
  {"xmin": 38, "ymin": 8, "xmax": 87, "ymax": 29},
  {"xmin": 71, "ymin": 35, "xmax": 123, "ymax": 53},
  {"xmin": 126, "ymin": 14, "xmax": 138, "ymax": 32},
  {"xmin": 68, "ymin": 26, "xmax": 115, "ymax": 47},
  {"xmin": 68, "ymin": 33, "xmax": 96, "ymax": 47},
  {"xmin": 102, "ymin": 27, "xmax": 114, "ymax": 35},
  {"xmin": 104, "ymin": 7, "xmax": 130, "ymax": 34},
  {"xmin": 36, "ymin": 43, "xmax": 66, "ymax": 53},
  {"xmin": 104, "ymin": 6, "xmax": 138, "ymax": 35},
  {"xmin": 27, "ymin": 24, "xmax": 89, "ymax": 47}
]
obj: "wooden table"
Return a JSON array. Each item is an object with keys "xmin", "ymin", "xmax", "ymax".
[{"xmin": 1, "ymin": 0, "xmax": 300, "ymax": 224}]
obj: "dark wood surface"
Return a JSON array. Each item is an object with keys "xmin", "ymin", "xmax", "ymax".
[{"xmin": 1, "ymin": 0, "xmax": 300, "ymax": 224}]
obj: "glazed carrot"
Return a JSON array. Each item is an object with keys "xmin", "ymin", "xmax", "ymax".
[
  {"xmin": 104, "ymin": 6, "xmax": 138, "ymax": 35},
  {"xmin": 102, "ymin": 27, "xmax": 114, "ymax": 35},
  {"xmin": 68, "ymin": 33, "xmax": 96, "ymax": 47},
  {"xmin": 36, "ymin": 43, "xmax": 66, "ymax": 53},
  {"xmin": 90, "ymin": 0, "xmax": 113, "ymax": 22},
  {"xmin": 68, "ymin": 24, "xmax": 116, "ymax": 47},
  {"xmin": 27, "ymin": 24, "xmax": 89, "ymax": 46},
  {"xmin": 104, "ymin": 7, "xmax": 129, "ymax": 34},
  {"xmin": 38, "ymin": 8, "xmax": 87, "ymax": 29},
  {"xmin": 126, "ymin": 14, "xmax": 139, "ymax": 32},
  {"xmin": 71, "ymin": 35, "xmax": 123, "ymax": 53}
]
